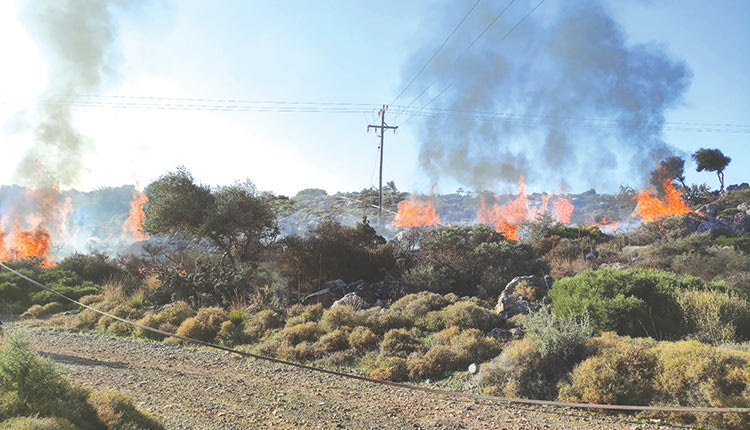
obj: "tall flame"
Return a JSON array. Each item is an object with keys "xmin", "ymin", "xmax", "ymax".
[
  {"xmin": 633, "ymin": 179, "xmax": 691, "ymax": 221},
  {"xmin": 122, "ymin": 186, "xmax": 149, "ymax": 241},
  {"xmin": 0, "ymin": 217, "xmax": 55, "ymax": 267},
  {"xmin": 394, "ymin": 193, "xmax": 441, "ymax": 228},
  {"xmin": 476, "ymin": 177, "xmax": 574, "ymax": 241}
]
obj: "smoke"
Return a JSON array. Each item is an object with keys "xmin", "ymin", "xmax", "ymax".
[
  {"xmin": 15, "ymin": 0, "xmax": 141, "ymax": 191},
  {"xmin": 403, "ymin": 0, "xmax": 691, "ymax": 191}
]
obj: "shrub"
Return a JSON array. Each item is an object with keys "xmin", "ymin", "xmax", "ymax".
[
  {"xmin": 285, "ymin": 303, "xmax": 324, "ymax": 327},
  {"xmin": 390, "ymin": 292, "xmax": 450, "ymax": 321},
  {"xmin": 348, "ymin": 326, "xmax": 379, "ymax": 352},
  {"xmin": 676, "ymin": 288, "xmax": 750, "ymax": 343},
  {"xmin": 58, "ymin": 252, "xmax": 128, "ymax": 285},
  {"xmin": 22, "ymin": 302, "xmax": 64, "ymax": 319},
  {"xmin": 228, "ymin": 309, "xmax": 247, "ymax": 326},
  {"xmin": 216, "ymin": 320, "xmax": 247, "ymax": 346},
  {"xmin": 549, "ymin": 268, "xmax": 695, "ymax": 338},
  {"xmin": 243, "ymin": 309, "xmax": 283, "ymax": 342},
  {"xmin": 380, "ymin": 329, "xmax": 422, "ymax": 358},
  {"xmin": 420, "ymin": 300, "xmax": 499, "ymax": 332},
  {"xmin": 175, "ymin": 306, "xmax": 228, "ymax": 342},
  {"xmin": 408, "ymin": 345, "xmax": 455, "ymax": 380},
  {"xmin": 0, "ymin": 416, "xmax": 77, "ymax": 430},
  {"xmin": 74, "ymin": 308, "xmax": 100, "ymax": 330},
  {"xmin": 369, "ymin": 356, "xmax": 409, "ymax": 382},
  {"xmin": 135, "ymin": 314, "xmax": 165, "ymax": 340},
  {"xmin": 401, "ymin": 225, "xmax": 545, "ymax": 296},
  {"xmin": 315, "ymin": 329, "xmax": 349, "ymax": 353},
  {"xmin": 558, "ymin": 336, "xmax": 658, "ymax": 405},
  {"xmin": 476, "ymin": 338, "xmax": 557, "ymax": 400},
  {"xmin": 88, "ymin": 389, "xmax": 165, "ymax": 430},
  {"xmin": 444, "ymin": 328, "xmax": 502, "ymax": 367},
  {"xmin": 280, "ymin": 322, "xmax": 324, "ymax": 345},
  {"xmin": 653, "ymin": 340, "xmax": 750, "ymax": 429},
  {"xmin": 157, "ymin": 301, "xmax": 194, "ymax": 327},
  {"xmin": 320, "ymin": 305, "xmax": 360, "ymax": 331},
  {"xmin": 522, "ymin": 305, "xmax": 592, "ymax": 362}
]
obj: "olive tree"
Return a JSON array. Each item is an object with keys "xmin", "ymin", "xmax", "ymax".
[{"xmin": 692, "ymin": 148, "xmax": 731, "ymax": 192}]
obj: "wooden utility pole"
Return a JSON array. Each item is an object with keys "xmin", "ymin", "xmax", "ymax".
[{"xmin": 367, "ymin": 105, "xmax": 398, "ymax": 225}]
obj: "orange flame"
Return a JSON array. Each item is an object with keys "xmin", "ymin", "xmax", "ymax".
[
  {"xmin": 476, "ymin": 177, "xmax": 574, "ymax": 241},
  {"xmin": 122, "ymin": 186, "xmax": 149, "ymax": 241},
  {"xmin": 633, "ymin": 179, "xmax": 691, "ymax": 221},
  {"xmin": 0, "ymin": 218, "xmax": 55, "ymax": 267},
  {"xmin": 552, "ymin": 195, "xmax": 573, "ymax": 224},
  {"xmin": 394, "ymin": 193, "xmax": 441, "ymax": 228}
]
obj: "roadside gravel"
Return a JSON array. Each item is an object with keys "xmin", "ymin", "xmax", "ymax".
[{"xmin": 5, "ymin": 322, "xmax": 688, "ymax": 430}]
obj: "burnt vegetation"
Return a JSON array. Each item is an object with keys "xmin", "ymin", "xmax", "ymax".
[{"xmin": 3, "ymin": 160, "xmax": 750, "ymax": 429}]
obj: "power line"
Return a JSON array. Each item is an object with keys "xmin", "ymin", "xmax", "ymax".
[
  {"xmin": 1, "ymin": 261, "xmax": 747, "ymax": 415},
  {"xmin": 390, "ymin": 0, "xmax": 483, "ymax": 107},
  {"xmin": 409, "ymin": 0, "xmax": 546, "ymax": 116},
  {"xmin": 395, "ymin": 0, "xmax": 519, "ymax": 120}
]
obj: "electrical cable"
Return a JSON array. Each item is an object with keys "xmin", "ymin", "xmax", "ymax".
[{"xmin": 0, "ymin": 261, "xmax": 747, "ymax": 415}]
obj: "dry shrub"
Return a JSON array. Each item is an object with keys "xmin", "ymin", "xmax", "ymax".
[
  {"xmin": 285, "ymin": 303, "xmax": 324, "ymax": 327},
  {"xmin": 558, "ymin": 336, "xmax": 657, "ymax": 405},
  {"xmin": 370, "ymin": 308, "xmax": 409, "ymax": 334},
  {"xmin": 420, "ymin": 300, "xmax": 499, "ymax": 332},
  {"xmin": 22, "ymin": 302, "xmax": 63, "ymax": 319},
  {"xmin": 348, "ymin": 326, "xmax": 379, "ymax": 352},
  {"xmin": 78, "ymin": 294, "xmax": 102, "ymax": 306},
  {"xmin": 380, "ymin": 328, "xmax": 422, "ymax": 358},
  {"xmin": 216, "ymin": 320, "xmax": 247, "ymax": 346},
  {"xmin": 514, "ymin": 280, "xmax": 543, "ymax": 301},
  {"xmin": 477, "ymin": 338, "xmax": 557, "ymax": 400},
  {"xmin": 135, "ymin": 313, "xmax": 164, "ymax": 340},
  {"xmin": 444, "ymin": 328, "xmax": 502, "ymax": 366},
  {"xmin": 280, "ymin": 322, "xmax": 324, "ymax": 345},
  {"xmin": 157, "ymin": 301, "xmax": 194, "ymax": 327},
  {"xmin": 408, "ymin": 345, "xmax": 455, "ymax": 380},
  {"xmin": 369, "ymin": 356, "xmax": 408, "ymax": 382},
  {"xmin": 320, "ymin": 305, "xmax": 360, "ymax": 331},
  {"xmin": 175, "ymin": 306, "xmax": 228, "ymax": 342},
  {"xmin": 0, "ymin": 416, "xmax": 78, "ymax": 430},
  {"xmin": 244, "ymin": 309, "xmax": 283, "ymax": 342},
  {"xmin": 676, "ymin": 288, "xmax": 750, "ymax": 343},
  {"xmin": 390, "ymin": 292, "xmax": 450, "ymax": 321},
  {"xmin": 653, "ymin": 340, "xmax": 750, "ymax": 429},
  {"xmin": 74, "ymin": 308, "xmax": 100, "ymax": 329},
  {"xmin": 88, "ymin": 389, "xmax": 165, "ymax": 430},
  {"xmin": 315, "ymin": 329, "xmax": 349, "ymax": 353}
]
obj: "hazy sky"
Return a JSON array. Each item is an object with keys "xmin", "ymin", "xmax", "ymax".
[{"xmin": 0, "ymin": 0, "xmax": 748, "ymax": 196}]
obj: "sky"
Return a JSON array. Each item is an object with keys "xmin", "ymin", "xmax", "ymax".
[{"xmin": 0, "ymin": 0, "xmax": 748, "ymax": 197}]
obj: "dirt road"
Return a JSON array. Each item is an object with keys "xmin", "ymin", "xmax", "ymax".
[{"xmin": 7, "ymin": 323, "xmax": 681, "ymax": 430}]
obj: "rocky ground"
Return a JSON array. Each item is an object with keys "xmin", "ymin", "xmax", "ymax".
[{"xmin": 1, "ymin": 320, "xmax": 691, "ymax": 430}]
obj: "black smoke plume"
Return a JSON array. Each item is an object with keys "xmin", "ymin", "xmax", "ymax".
[{"xmin": 401, "ymin": 0, "xmax": 691, "ymax": 191}]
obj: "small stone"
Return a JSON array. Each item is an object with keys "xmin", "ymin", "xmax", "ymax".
[{"xmin": 468, "ymin": 363, "xmax": 478, "ymax": 374}]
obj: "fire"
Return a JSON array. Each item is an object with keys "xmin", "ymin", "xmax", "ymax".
[
  {"xmin": 552, "ymin": 195, "xmax": 573, "ymax": 224},
  {"xmin": 0, "ymin": 218, "xmax": 55, "ymax": 267},
  {"xmin": 634, "ymin": 179, "xmax": 691, "ymax": 221},
  {"xmin": 476, "ymin": 177, "xmax": 575, "ymax": 241},
  {"xmin": 122, "ymin": 186, "xmax": 149, "ymax": 241},
  {"xmin": 393, "ymin": 192, "xmax": 441, "ymax": 228}
]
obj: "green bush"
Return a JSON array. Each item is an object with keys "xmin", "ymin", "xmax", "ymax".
[
  {"xmin": 380, "ymin": 328, "xmax": 422, "ymax": 358},
  {"xmin": 677, "ymin": 288, "xmax": 750, "ymax": 343},
  {"xmin": 58, "ymin": 253, "xmax": 128, "ymax": 285},
  {"xmin": 401, "ymin": 225, "xmax": 545, "ymax": 296},
  {"xmin": 522, "ymin": 305, "xmax": 592, "ymax": 362},
  {"xmin": 549, "ymin": 268, "xmax": 697, "ymax": 338},
  {"xmin": 175, "ymin": 306, "xmax": 228, "ymax": 342}
]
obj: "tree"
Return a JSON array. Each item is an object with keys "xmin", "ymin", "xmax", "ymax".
[
  {"xmin": 649, "ymin": 156, "xmax": 687, "ymax": 194},
  {"xmin": 143, "ymin": 168, "xmax": 278, "ymax": 268},
  {"xmin": 692, "ymin": 148, "xmax": 731, "ymax": 192}
]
